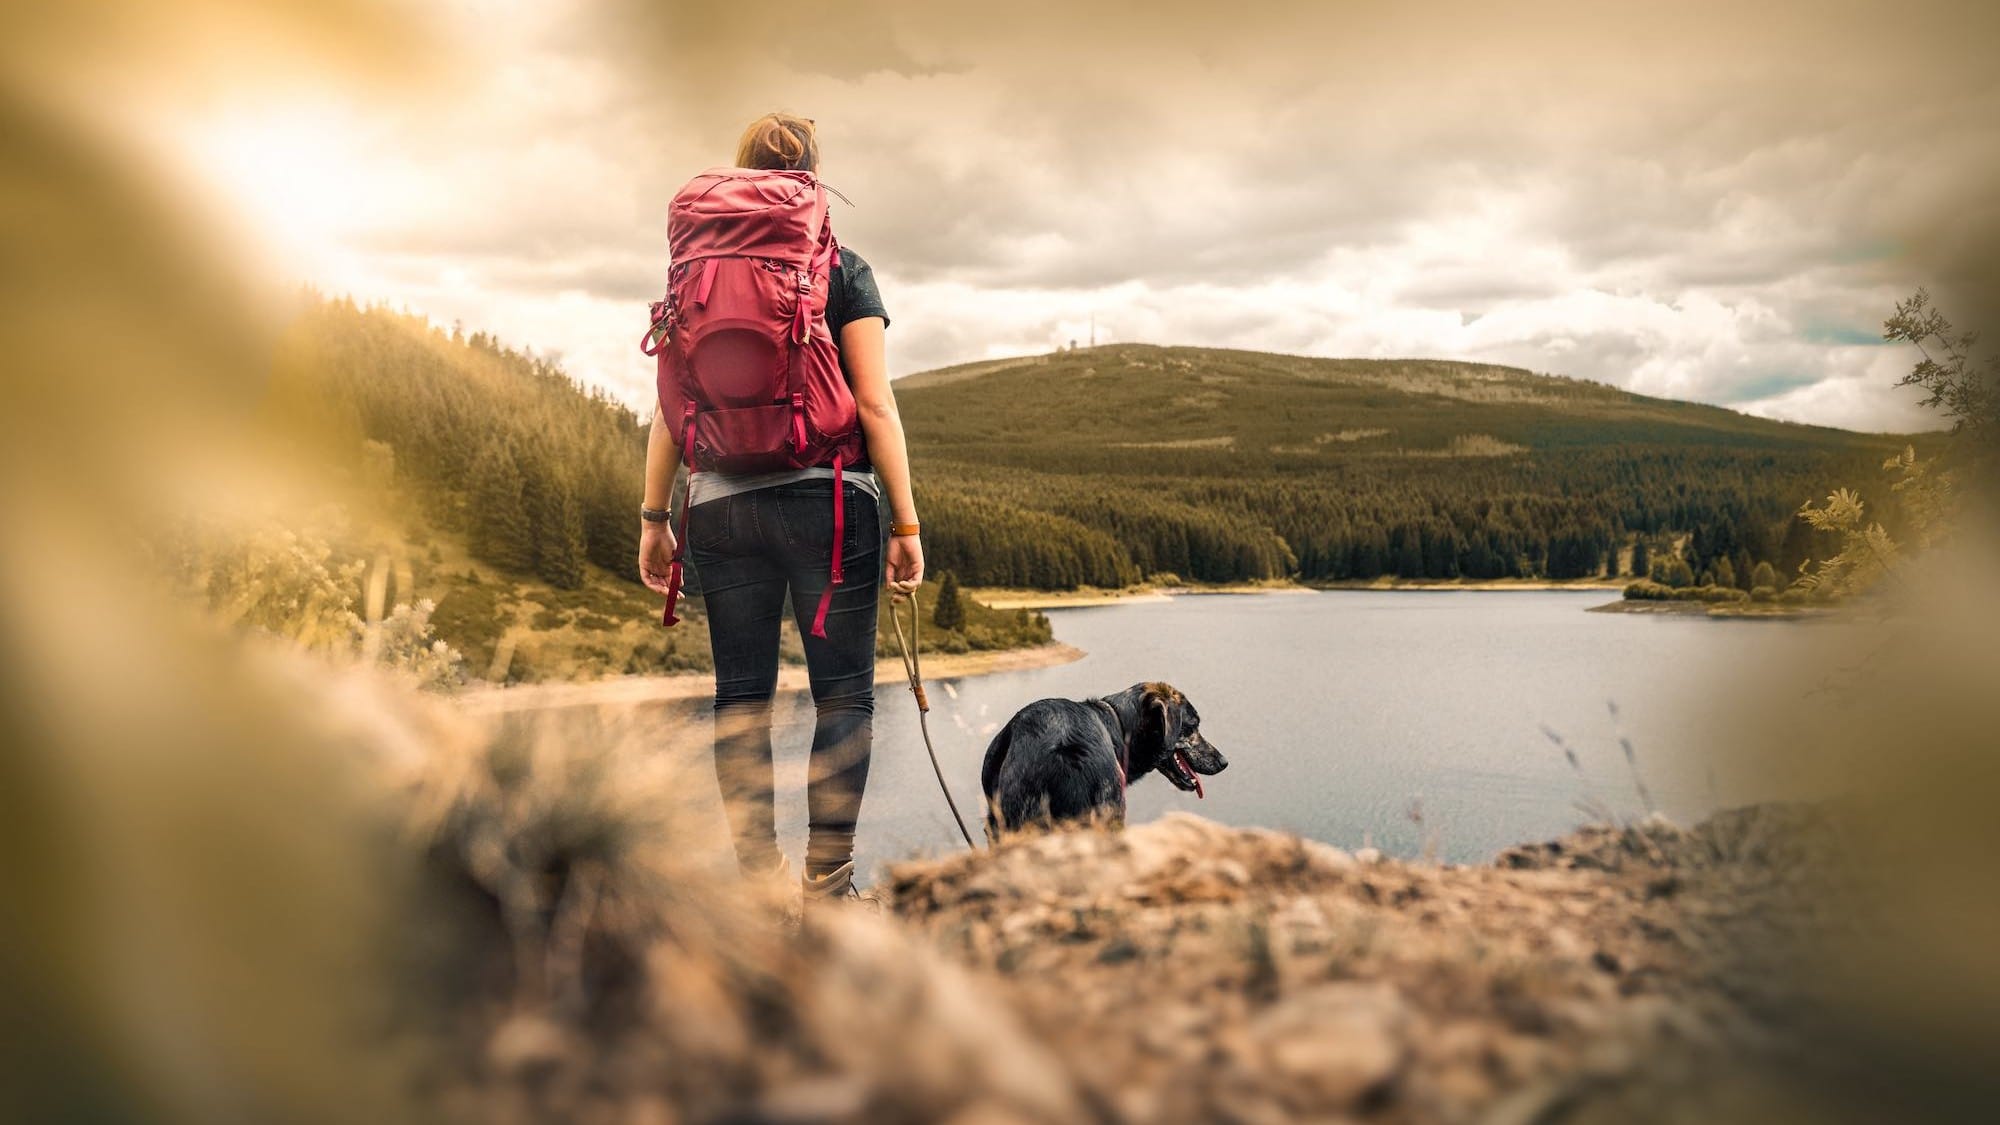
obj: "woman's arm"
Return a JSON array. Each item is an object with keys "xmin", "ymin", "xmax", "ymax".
[
  {"xmin": 638, "ymin": 407, "xmax": 681, "ymax": 593},
  {"xmin": 842, "ymin": 316, "xmax": 924, "ymax": 593}
]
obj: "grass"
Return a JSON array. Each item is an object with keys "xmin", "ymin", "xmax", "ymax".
[{"xmin": 877, "ymin": 587, "xmax": 1054, "ymax": 657}]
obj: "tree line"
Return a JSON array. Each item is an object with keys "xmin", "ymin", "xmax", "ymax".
[
  {"xmin": 267, "ymin": 301, "xmax": 1919, "ymax": 597},
  {"xmin": 907, "ymin": 447, "xmax": 1905, "ymax": 588},
  {"xmin": 264, "ymin": 296, "xmax": 645, "ymax": 590}
]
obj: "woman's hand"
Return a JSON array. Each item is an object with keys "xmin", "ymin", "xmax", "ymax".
[
  {"xmin": 639, "ymin": 522, "xmax": 678, "ymax": 593},
  {"xmin": 885, "ymin": 533, "xmax": 924, "ymax": 600}
]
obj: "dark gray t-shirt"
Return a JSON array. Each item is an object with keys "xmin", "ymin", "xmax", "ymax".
[
  {"xmin": 826, "ymin": 247, "xmax": 890, "ymax": 334},
  {"xmin": 686, "ymin": 247, "xmax": 889, "ymax": 508}
]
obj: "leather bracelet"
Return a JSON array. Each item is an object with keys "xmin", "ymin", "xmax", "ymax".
[
  {"xmin": 890, "ymin": 521, "xmax": 921, "ymax": 537},
  {"xmin": 640, "ymin": 505, "xmax": 671, "ymax": 524}
]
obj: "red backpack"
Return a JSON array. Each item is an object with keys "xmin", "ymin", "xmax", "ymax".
[{"xmin": 641, "ymin": 167, "xmax": 867, "ymax": 636}]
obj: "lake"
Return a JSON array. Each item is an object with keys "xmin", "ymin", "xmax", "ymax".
[{"xmin": 641, "ymin": 591, "xmax": 1855, "ymax": 874}]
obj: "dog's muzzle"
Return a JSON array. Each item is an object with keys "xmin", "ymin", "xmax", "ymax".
[{"xmin": 1164, "ymin": 735, "xmax": 1227, "ymax": 798}]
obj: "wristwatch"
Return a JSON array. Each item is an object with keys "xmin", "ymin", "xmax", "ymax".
[{"xmin": 641, "ymin": 505, "xmax": 672, "ymax": 524}]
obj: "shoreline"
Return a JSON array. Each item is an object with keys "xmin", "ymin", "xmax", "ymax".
[
  {"xmin": 972, "ymin": 581, "xmax": 1316, "ymax": 610},
  {"xmin": 973, "ymin": 578, "xmax": 1623, "ymax": 608},
  {"xmin": 1309, "ymin": 578, "xmax": 1625, "ymax": 592},
  {"xmin": 453, "ymin": 640, "xmax": 1086, "ymax": 714},
  {"xmin": 1588, "ymin": 598, "xmax": 1840, "ymax": 620}
]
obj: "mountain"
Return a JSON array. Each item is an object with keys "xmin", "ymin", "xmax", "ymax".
[
  {"xmin": 262, "ymin": 299, "xmax": 1915, "ymax": 672},
  {"xmin": 894, "ymin": 345, "xmax": 1914, "ymax": 588}
]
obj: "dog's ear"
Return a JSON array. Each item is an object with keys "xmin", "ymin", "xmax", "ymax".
[
  {"xmin": 1150, "ymin": 695, "xmax": 1173, "ymax": 755},
  {"xmin": 1141, "ymin": 685, "xmax": 1178, "ymax": 759}
]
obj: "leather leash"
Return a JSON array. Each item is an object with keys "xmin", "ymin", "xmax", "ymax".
[{"xmin": 888, "ymin": 590, "xmax": 978, "ymax": 849}]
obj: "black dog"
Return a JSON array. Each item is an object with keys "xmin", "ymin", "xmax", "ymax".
[{"xmin": 980, "ymin": 681, "xmax": 1227, "ymax": 838}]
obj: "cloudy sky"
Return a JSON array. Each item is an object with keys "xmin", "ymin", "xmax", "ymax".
[{"xmin": 161, "ymin": 0, "xmax": 2000, "ymax": 432}]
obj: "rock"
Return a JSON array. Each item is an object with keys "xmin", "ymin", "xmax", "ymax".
[
  {"xmin": 1299, "ymin": 838, "xmax": 1357, "ymax": 873},
  {"xmin": 1247, "ymin": 981, "xmax": 1411, "ymax": 1110},
  {"xmin": 937, "ymin": 1103, "xmax": 1042, "ymax": 1125},
  {"xmin": 754, "ymin": 1076, "xmax": 867, "ymax": 1123},
  {"xmin": 487, "ymin": 1013, "xmax": 580, "ymax": 1082}
]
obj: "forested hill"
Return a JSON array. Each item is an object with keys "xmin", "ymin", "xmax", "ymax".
[
  {"xmin": 265, "ymin": 298, "xmax": 1912, "ymax": 608},
  {"xmin": 255, "ymin": 297, "xmax": 1051, "ymax": 682},
  {"xmin": 267, "ymin": 295, "xmax": 647, "ymax": 588},
  {"xmin": 897, "ymin": 345, "xmax": 1913, "ymax": 589}
]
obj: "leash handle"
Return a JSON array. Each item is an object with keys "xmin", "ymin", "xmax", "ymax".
[{"xmin": 889, "ymin": 589, "xmax": 928, "ymax": 712}]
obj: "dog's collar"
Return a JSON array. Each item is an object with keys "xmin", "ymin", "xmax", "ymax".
[{"xmin": 1088, "ymin": 699, "xmax": 1128, "ymax": 790}]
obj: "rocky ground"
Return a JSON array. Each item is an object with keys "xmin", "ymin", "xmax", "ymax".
[
  {"xmin": 429, "ymin": 757, "xmax": 1861, "ymax": 1125},
  {"xmin": 878, "ymin": 806, "xmax": 1849, "ymax": 1125}
]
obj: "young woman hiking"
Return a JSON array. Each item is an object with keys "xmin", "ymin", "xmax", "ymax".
[{"xmin": 638, "ymin": 113, "xmax": 924, "ymax": 903}]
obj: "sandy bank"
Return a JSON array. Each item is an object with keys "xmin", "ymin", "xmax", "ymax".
[
  {"xmin": 1311, "ymin": 577, "xmax": 1626, "ymax": 591},
  {"xmin": 453, "ymin": 640, "xmax": 1086, "ymax": 714},
  {"xmin": 1588, "ymin": 598, "xmax": 1842, "ymax": 619},
  {"xmin": 971, "ymin": 582, "xmax": 1313, "ymax": 609},
  {"xmin": 975, "ymin": 579, "xmax": 1632, "ymax": 608}
]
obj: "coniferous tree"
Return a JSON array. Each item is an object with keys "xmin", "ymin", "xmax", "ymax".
[
  {"xmin": 531, "ymin": 467, "xmax": 588, "ymax": 589},
  {"xmin": 1731, "ymin": 548, "xmax": 1755, "ymax": 590},
  {"xmin": 468, "ymin": 441, "xmax": 534, "ymax": 573},
  {"xmin": 1712, "ymin": 555, "xmax": 1736, "ymax": 590},
  {"xmin": 583, "ymin": 465, "xmax": 642, "ymax": 581},
  {"xmin": 932, "ymin": 570, "xmax": 965, "ymax": 630},
  {"xmin": 1630, "ymin": 537, "xmax": 1651, "ymax": 578}
]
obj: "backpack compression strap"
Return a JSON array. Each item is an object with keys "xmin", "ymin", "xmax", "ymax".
[
  {"xmin": 661, "ymin": 403, "xmax": 696, "ymax": 627},
  {"xmin": 807, "ymin": 453, "xmax": 844, "ymax": 638},
  {"xmin": 802, "ymin": 219, "xmax": 846, "ymax": 639}
]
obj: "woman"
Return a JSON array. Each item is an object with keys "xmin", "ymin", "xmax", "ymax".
[{"xmin": 638, "ymin": 113, "xmax": 924, "ymax": 902}]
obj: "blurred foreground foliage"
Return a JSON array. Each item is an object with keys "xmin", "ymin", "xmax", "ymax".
[
  {"xmin": 1794, "ymin": 291, "xmax": 1992, "ymax": 601},
  {"xmin": 157, "ymin": 506, "xmax": 464, "ymax": 689}
]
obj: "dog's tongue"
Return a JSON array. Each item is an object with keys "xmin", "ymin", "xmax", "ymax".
[{"xmin": 1177, "ymin": 751, "xmax": 1204, "ymax": 799}]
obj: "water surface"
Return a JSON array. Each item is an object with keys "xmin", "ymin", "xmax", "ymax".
[{"xmin": 653, "ymin": 591, "xmax": 1852, "ymax": 872}]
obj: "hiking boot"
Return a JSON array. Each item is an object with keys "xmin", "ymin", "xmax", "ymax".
[
  {"xmin": 801, "ymin": 861, "xmax": 881, "ymax": 916},
  {"xmin": 741, "ymin": 853, "xmax": 796, "ymax": 912}
]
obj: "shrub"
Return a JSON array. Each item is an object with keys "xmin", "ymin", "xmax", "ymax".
[
  {"xmin": 1649, "ymin": 557, "xmax": 1695, "ymax": 589},
  {"xmin": 1712, "ymin": 556, "xmax": 1736, "ymax": 590},
  {"xmin": 1622, "ymin": 580, "xmax": 1749, "ymax": 604},
  {"xmin": 1751, "ymin": 585, "xmax": 1778, "ymax": 602}
]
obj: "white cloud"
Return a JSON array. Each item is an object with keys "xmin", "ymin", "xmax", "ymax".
[{"xmin": 158, "ymin": 0, "xmax": 1996, "ymax": 433}]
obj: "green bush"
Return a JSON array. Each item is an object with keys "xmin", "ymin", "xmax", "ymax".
[
  {"xmin": 1750, "ymin": 585, "xmax": 1778, "ymax": 602},
  {"xmin": 1623, "ymin": 580, "xmax": 1750, "ymax": 604},
  {"xmin": 1648, "ymin": 557, "xmax": 1695, "ymax": 589}
]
